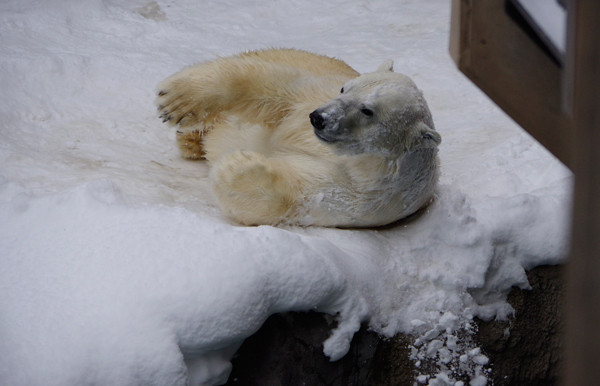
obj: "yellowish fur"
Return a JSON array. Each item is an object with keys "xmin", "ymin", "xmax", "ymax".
[
  {"xmin": 157, "ymin": 49, "xmax": 357, "ymax": 141},
  {"xmin": 156, "ymin": 49, "xmax": 440, "ymax": 227}
]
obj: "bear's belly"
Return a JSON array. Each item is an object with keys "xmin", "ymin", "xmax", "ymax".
[{"xmin": 300, "ymin": 187, "xmax": 424, "ymax": 228}]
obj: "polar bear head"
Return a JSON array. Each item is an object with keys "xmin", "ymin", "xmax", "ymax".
[{"xmin": 309, "ymin": 62, "xmax": 440, "ymax": 157}]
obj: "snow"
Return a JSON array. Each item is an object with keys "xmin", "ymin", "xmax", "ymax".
[{"xmin": 0, "ymin": 0, "xmax": 572, "ymax": 385}]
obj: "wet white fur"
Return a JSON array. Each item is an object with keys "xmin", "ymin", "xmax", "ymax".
[{"xmin": 156, "ymin": 49, "xmax": 440, "ymax": 227}]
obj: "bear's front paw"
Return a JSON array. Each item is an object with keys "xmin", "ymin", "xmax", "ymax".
[
  {"xmin": 156, "ymin": 88, "xmax": 195, "ymax": 128},
  {"xmin": 156, "ymin": 69, "xmax": 221, "ymax": 128},
  {"xmin": 210, "ymin": 151, "xmax": 298, "ymax": 225}
]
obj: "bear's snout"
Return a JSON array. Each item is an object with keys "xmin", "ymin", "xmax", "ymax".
[
  {"xmin": 310, "ymin": 107, "xmax": 346, "ymax": 143},
  {"xmin": 309, "ymin": 110, "xmax": 325, "ymax": 131}
]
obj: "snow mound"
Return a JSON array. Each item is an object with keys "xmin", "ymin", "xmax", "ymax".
[{"xmin": 0, "ymin": 179, "xmax": 370, "ymax": 384}]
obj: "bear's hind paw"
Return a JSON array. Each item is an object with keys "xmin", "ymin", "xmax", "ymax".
[
  {"xmin": 211, "ymin": 151, "xmax": 298, "ymax": 225},
  {"xmin": 176, "ymin": 129, "xmax": 206, "ymax": 160}
]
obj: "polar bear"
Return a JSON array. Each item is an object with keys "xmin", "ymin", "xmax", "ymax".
[{"xmin": 156, "ymin": 49, "xmax": 440, "ymax": 227}]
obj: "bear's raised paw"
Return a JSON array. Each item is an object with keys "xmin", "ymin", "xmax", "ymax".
[{"xmin": 155, "ymin": 66, "xmax": 225, "ymax": 128}]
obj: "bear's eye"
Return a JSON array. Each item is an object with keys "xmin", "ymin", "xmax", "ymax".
[
  {"xmin": 360, "ymin": 108, "xmax": 374, "ymax": 117},
  {"xmin": 340, "ymin": 87, "xmax": 344, "ymax": 94}
]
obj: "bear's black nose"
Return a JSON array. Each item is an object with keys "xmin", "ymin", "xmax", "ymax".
[{"xmin": 309, "ymin": 110, "xmax": 324, "ymax": 131}]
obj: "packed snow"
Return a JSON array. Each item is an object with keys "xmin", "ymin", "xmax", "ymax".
[{"xmin": 0, "ymin": 0, "xmax": 572, "ymax": 385}]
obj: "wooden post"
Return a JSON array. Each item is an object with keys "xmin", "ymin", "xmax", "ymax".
[
  {"xmin": 451, "ymin": 0, "xmax": 600, "ymax": 383},
  {"xmin": 565, "ymin": 0, "xmax": 600, "ymax": 384}
]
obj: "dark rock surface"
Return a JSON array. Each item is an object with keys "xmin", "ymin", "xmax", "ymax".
[
  {"xmin": 225, "ymin": 265, "xmax": 564, "ymax": 386},
  {"xmin": 226, "ymin": 312, "xmax": 415, "ymax": 386},
  {"xmin": 477, "ymin": 265, "xmax": 565, "ymax": 385}
]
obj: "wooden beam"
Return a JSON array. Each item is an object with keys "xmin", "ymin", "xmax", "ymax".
[{"xmin": 449, "ymin": 0, "xmax": 573, "ymax": 168}]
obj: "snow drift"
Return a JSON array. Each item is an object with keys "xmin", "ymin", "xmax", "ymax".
[{"xmin": 0, "ymin": 0, "xmax": 571, "ymax": 384}]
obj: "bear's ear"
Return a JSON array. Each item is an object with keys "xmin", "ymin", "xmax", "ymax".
[
  {"xmin": 421, "ymin": 126, "xmax": 441, "ymax": 145},
  {"xmin": 409, "ymin": 122, "xmax": 441, "ymax": 150},
  {"xmin": 376, "ymin": 60, "xmax": 394, "ymax": 73}
]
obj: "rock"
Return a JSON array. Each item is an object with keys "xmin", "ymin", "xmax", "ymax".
[
  {"xmin": 476, "ymin": 265, "xmax": 565, "ymax": 385},
  {"xmin": 225, "ymin": 265, "xmax": 564, "ymax": 385},
  {"xmin": 226, "ymin": 312, "xmax": 414, "ymax": 385}
]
